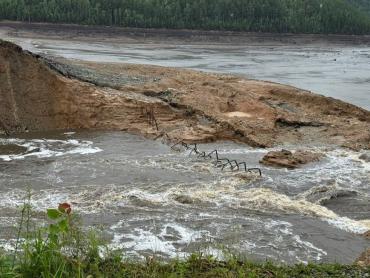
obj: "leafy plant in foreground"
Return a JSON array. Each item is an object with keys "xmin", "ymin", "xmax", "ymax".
[{"xmin": 1, "ymin": 201, "xmax": 369, "ymax": 277}]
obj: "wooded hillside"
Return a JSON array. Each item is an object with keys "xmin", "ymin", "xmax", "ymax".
[
  {"xmin": 347, "ymin": 0, "xmax": 370, "ymax": 15},
  {"xmin": 1, "ymin": 0, "xmax": 370, "ymax": 34}
]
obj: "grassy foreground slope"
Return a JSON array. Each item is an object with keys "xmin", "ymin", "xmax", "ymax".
[
  {"xmin": 1, "ymin": 0, "xmax": 370, "ymax": 34},
  {"xmin": 0, "ymin": 204, "xmax": 369, "ymax": 278},
  {"xmin": 2, "ymin": 252, "xmax": 369, "ymax": 278}
]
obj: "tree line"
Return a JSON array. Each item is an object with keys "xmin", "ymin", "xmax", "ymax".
[
  {"xmin": 1, "ymin": 0, "xmax": 370, "ymax": 34},
  {"xmin": 347, "ymin": 0, "xmax": 370, "ymax": 14}
]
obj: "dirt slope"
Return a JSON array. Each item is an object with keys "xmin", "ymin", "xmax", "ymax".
[
  {"xmin": 0, "ymin": 40, "xmax": 369, "ymax": 149},
  {"xmin": 0, "ymin": 40, "xmax": 192, "ymax": 138}
]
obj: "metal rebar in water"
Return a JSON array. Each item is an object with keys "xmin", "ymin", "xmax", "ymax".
[
  {"xmin": 247, "ymin": 168, "xmax": 262, "ymax": 176},
  {"xmin": 221, "ymin": 160, "xmax": 233, "ymax": 170},
  {"xmin": 237, "ymin": 162, "xmax": 247, "ymax": 172},
  {"xmin": 229, "ymin": 160, "xmax": 240, "ymax": 171},
  {"xmin": 207, "ymin": 150, "xmax": 219, "ymax": 160},
  {"xmin": 171, "ymin": 141, "xmax": 184, "ymax": 151},
  {"xmin": 167, "ymin": 134, "xmax": 262, "ymax": 176},
  {"xmin": 215, "ymin": 158, "xmax": 230, "ymax": 167}
]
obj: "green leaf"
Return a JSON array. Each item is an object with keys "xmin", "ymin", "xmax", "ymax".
[
  {"xmin": 47, "ymin": 209, "xmax": 62, "ymax": 220},
  {"xmin": 49, "ymin": 233, "xmax": 59, "ymax": 246},
  {"xmin": 58, "ymin": 219, "xmax": 69, "ymax": 232},
  {"xmin": 49, "ymin": 223, "xmax": 59, "ymax": 234}
]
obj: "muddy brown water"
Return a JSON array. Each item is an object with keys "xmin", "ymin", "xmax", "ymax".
[{"xmin": 0, "ymin": 131, "xmax": 369, "ymax": 264}]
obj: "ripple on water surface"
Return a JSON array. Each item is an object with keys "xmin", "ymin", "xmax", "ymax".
[{"xmin": 0, "ymin": 131, "xmax": 369, "ymax": 263}]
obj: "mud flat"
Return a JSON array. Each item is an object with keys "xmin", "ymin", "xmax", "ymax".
[
  {"xmin": 0, "ymin": 38, "xmax": 370, "ymax": 264},
  {"xmin": 1, "ymin": 21, "xmax": 370, "ymax": 111},
  {"xmin": 1, "ymin": 40, "xmax": 369, "ymax": 149}
]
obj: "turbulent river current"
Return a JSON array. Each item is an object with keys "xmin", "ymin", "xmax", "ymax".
[{"xmin": 0, "ymin": 132, "xmax": 369, "ymax": 264}]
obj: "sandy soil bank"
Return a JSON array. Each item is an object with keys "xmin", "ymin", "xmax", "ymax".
[{"xmin": 0, "ymin": 40, "xmax": 369, "ymax": 149}]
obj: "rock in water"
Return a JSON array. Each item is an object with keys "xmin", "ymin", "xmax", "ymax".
[
  {"xmin": 260, "ymin": 149, "xmax": 322, "ymax": 169},
  {"xmin": 174, "ymin": 195, "xmax": 194, "ymax": 205},
  {"xmin": 359, "ymin": 154, "xmax": 370, "ymax": 162}
]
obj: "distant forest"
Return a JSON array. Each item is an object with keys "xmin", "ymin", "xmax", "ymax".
[
  {"xmin": 1, "ymin": 0, "xmax": 370, "ymax": 34},
  {"xmin": 347, "ymin": 0, "xmax": 370, "ymax": 14}
]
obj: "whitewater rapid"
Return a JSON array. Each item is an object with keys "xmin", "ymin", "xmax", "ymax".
[{"xmin": 0, "ymin": 131, "xmax": 369, "ymax": 263}]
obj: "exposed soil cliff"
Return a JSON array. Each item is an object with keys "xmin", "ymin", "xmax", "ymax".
[
  {"xmin": 0, "ymin": 40, "xmax": 193, "ymax": 139},
  {"xmin": 1, "ymin": 40, "xmax": 369, "ymax": 149}
]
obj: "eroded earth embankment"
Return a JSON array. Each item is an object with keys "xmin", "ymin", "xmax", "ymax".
[{"xmin": 0, "ymin": 40, "xmax": 369, "ymax": 149}]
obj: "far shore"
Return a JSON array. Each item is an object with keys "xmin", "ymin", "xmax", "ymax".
[{"xmin": 1, "ymin": 20, "xmax": 370, "ymax": 45}]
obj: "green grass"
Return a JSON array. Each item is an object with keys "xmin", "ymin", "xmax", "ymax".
[{"xmin": 0, "ymin": 203, "xmax": 369, "ymax": 278}]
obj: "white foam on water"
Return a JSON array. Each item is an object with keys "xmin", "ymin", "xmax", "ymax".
[
  {"xmin": 0, "ymin": 137, "xmax": 102, "ymax": 161},
  {"xmin": 108, "ymin": 214, "xmax": 328, "ymax": 262},
  {"xmin": 238, "ymin": 188, "xmax": 370, "ymax": 234},
  {"xmin": 0, "ymin": 183, "xmax": 173, "ymax": 214},
  {"xmin": 0, "ymin": 189, "xmax": 70, "ymax": 211},
  {"xmin": 125, "ymin": 189, "xmax": 167, "ymax": 206},
  {"xmin": 65, "ymin": 146, "xmax": 101, "ymax": 155},
  {"xmin": 263, "ymin": 219, "xmax": 327, "ymax": 263},
  {"xmin": 136, "ymin": 158, "xmax": 199, "ymax": 173},
  {"xmin": 0, "ymin": 155, "xmax": 12, "ymax": 161},
  {"xmin": 292, "ymin": 235, "xmax": 327, "ymax": 263},
  {"xmin": 243, "ymin": 240, "xmax": 259, "ymax": 251},
  {"xmin": 113, "ymin": 229, "xmax": 178, "ymax": 257},
  {"xmin": 110, "ymin": 222, "xmax": 211, "ymax": 258},
  {"xmin": 325, "ymin": 150, "xmax": 370, "ymax": 181},
  {"xmin": 0, "ymin": 186, "xmax": 124, "ymax": 213},
  {"xmin": 236, "ymin": 188, "xmax": 338, "ymax": 218},
  {"xmin": 297, "ymin": 182, "xmax": 360, "ymax": 204},
  {"xmin": 0, "ymin": 138, "xmax": 25, "ymax": 144},
  {"xmin": 346, "ymin": 151, "xmax": 370, "ymax": 172},
  {"xmin": 264, "ymin": 219, "xmax": 293, "ymax": 235},
  {"xmin": 174, "ymin": 183, "xmax": 369, "ymax": 235},
  {"xmin": 261, "ymin": 147, "xmax": 369, "ymax": 196},
  {"xmin": 0, "ymin": 216, "xmax": 19, "ymax": 228},
  {"xmin": 1, "ymin": 176, "xmax": 368, "ymax": 236},
  {"xmin": 160, "ymin": 223, "xmax": 207, "ymax": 245},
  {"xmin": 0, "ymin": 239, "xmax": 19, "ymax": 252},
  {"xmin": 326, "ymin": 218, "xmax": 370, "ymax": 234},
  {"xmin": 0, "ymin": 187, "xmax": 332, "ymax": 263}
]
